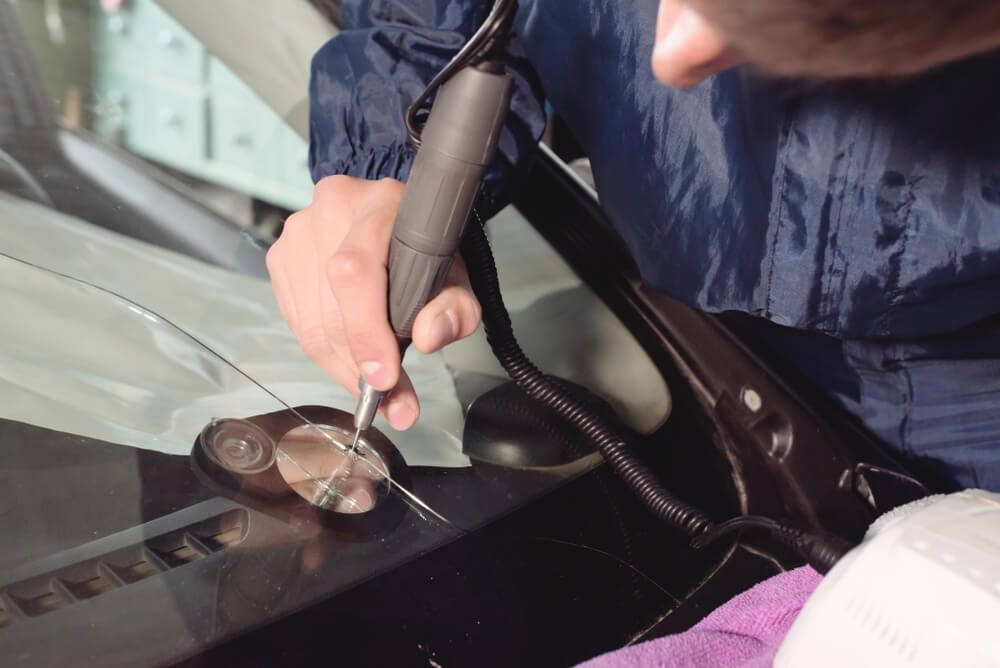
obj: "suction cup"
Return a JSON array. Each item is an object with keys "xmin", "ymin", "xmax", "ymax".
[
  {"xmin": 200, "ymin": 418, "xmax": 276, "ymax": 474},
  {"xmin": 462, "ymin": 379, "xmax": 613, "ymax": 469},
  {"xmin": 191, "ymin": 406, "xmax": 411, "ymax": 539}
]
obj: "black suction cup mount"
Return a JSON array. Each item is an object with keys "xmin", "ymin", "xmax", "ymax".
[{"xmin": 462, "ymin": 378, "xmax": 618, "ymax": 470}]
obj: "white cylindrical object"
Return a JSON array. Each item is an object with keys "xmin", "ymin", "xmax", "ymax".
[{"xmin": 776, "ymin": 489, "xmax": 1000, "ymax": 667}]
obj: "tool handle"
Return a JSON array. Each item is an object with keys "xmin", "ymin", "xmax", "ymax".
[{"xmin": 387, "ymin": 61, "xmax": 512, "ymax": 338}]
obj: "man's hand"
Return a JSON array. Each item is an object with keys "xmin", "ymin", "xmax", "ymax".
[{"xmin": 266, "ymin": 176, "xmax": 482, "ymax": 430}]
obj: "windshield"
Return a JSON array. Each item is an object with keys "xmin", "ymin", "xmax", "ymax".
[{"xmin": 1, "ymin": 1, "xmax": 678, "ymax": 665}]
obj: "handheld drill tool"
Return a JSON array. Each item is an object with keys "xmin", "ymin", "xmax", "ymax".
[
  {"xmin": 347, "ymin": 0, "xmax": 852, "ymax": 578},
  {"xmin": 349, "ymin": 0, "xmax": 516, "ymax": 449}
]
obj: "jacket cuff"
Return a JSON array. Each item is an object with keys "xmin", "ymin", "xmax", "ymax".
[
  {"xmin": 309, "ymin": 141, "xmax": 510, "ymax": 220},
  {"xmin": 309, "ymin": 142, "xmax": 416, "ymax": 184}
]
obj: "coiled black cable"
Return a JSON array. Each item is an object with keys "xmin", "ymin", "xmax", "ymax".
[
  {"xmin": 460, "ymin": 219, "xmax": 714, "ymax": 537},
  {"xmin": 692, "ymin": 516, "xmax": 851, "ymax": 573},
  {"xmin": 460, "ymin": 220, "xmax": 851, "ymax": 573},
  {"xmin": 402, "ymin": 0, "xmax": 715, "ymax": 537},
  {"xmin": 411, "ymin": 0, "xmax": 853, "ymax": 574}
]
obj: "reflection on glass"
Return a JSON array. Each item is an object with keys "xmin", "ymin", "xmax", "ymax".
[
  {"xmin": 199, "ymin": 417, "xmax": 282, "ymax": 475},
  {"xmin": 13, "ymin": 0, "xmax": 316, "ymax": 222},
  {"xmin": 277, "ymin": 425, "xmax": 388, "ymax": 514}
]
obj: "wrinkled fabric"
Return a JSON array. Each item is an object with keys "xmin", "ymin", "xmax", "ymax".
[
  {"xmin": 577, "ymin": 566, "xmax": 823, "ymax": 668},
  {"xmin": 309, "ymin": 1, "xmax": 1000, "ymax": 489},
  {"xmin": 309, "ymin": 0, "xmax": 545, "ymax": 216}
]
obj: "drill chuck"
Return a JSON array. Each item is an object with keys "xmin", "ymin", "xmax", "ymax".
[{"xmin": 353, "ymin": 379, "xmax": 384, "ymax": 432}]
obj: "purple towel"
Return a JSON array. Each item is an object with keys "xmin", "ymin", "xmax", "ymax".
[{"xmin": 578, "ymin": 567, "xmax": 822, "ymax": 668}]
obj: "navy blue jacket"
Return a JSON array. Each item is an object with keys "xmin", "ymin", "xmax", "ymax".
[{"xmin": 310, "ymin": 0, "xmax": 1000, "ymax": 490}]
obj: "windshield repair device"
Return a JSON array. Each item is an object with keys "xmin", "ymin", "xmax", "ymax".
[
  {"xmin": 352, "ymin": 0, "xmax": 856, "ymax": 577},
  {"xmin": 350, "ymin": 0, "xmax": 516, "ymax": 448}
]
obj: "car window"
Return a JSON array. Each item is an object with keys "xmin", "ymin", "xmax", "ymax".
[
  {"xmin": 1, "ymin": 2, "xmax": 675, "ymax": 663},
  {"xmin": 12, "ymin": 0, "xmax": 320, "ymax": 225}
]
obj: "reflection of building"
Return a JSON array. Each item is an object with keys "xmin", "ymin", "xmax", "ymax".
[
  {"xmin": 90, "ymin": 0, "xmax": 312, "ymax": 211},
  {"xmin": 9, "ymin": 0, "xmax": 94, "ymax": 129}
]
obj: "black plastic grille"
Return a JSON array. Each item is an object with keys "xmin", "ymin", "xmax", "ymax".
[{"xmin": 0, "ymin": 509, "xmax": 247, "ymax": 627}]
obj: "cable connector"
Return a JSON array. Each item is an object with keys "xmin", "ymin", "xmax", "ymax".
[{"xmin": 692, "ymin": 515, "xmax": 855, "ymax": 574}]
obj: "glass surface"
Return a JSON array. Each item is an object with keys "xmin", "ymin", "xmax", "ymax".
[
  {"xmin": 0, "ymin": 219, "xmax": 676, "ymax": 665},
  {"xmin": 0, "ymin": 248, "xmax": 470, "ymax": 665},
  {"xmin": 1, "ymin": 2, "xmax": 678, "ymax": 665},
  {"xmin": 276, "ymin": 425, "xmax": 388, "ymax": 513}
]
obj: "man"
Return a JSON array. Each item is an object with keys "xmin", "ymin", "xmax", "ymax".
[{"xmin": 267, "ymin": 0, "xmax": 1000, "ymax": 490}]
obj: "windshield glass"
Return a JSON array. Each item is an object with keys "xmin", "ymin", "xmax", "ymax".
[
  {"xmin": 0, "ymin": 238, "xmax": 468, "ymax": 662},
  {"xmin": 2, "ymin": 1, "xmax": 678, "ymax": 664}
]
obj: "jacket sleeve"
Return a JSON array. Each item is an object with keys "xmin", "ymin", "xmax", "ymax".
[{"xmin": 308, "ymin": 0, "xmax": 546, "ymax": 216}]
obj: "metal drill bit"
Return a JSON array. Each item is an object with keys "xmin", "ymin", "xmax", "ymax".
[
  {"xmin": 349, "ymin": 427, "xmax": 362, "ymax": 454},
  {"xmin": 352, "ymin": 378, "xmax": 385, "ymax": 453}
]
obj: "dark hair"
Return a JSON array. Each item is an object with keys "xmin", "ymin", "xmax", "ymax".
[{"xmin": 687, "ymin": 0, "xmax": 1000, "ymax": 78}]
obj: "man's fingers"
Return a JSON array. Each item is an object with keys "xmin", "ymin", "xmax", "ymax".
[
  {"xmin": 412, "ymin": 258, "xmax": 482, "ymax": 354},
  {"xmin": 309, "ymin": 176, "xmax": 363, "ymax": 250},
  {"xmin": 326, "ymin": 183, "xmax": 402, "ymax": 391},
  {"xmin": 265, "ymin": 235, "xmax": 299, "ymax": 330},
  {"xmin": 279, "ymin": 214, "xmax": 356, "ymax": 383},
  {"xmin": 267, "ymin": 176, "xmax": 423, "ymax": 424},
  {"xmin": 379, "ymin": 370, "xmax": 420, "ymax": 431},
  {"xmin": 316, "ymin": 257, "xmax": 352, "ymax": 363}
]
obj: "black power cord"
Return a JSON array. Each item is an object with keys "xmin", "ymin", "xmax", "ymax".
[
  {"xmin": 460, "ymin": 221, "xmax": 850, "ymax": 574},
  {"xmin": 691, "ymin": 516, "xmax": 853, "ymax": 573},
  {"xmin": 461, "ymin": 220, "xmax": 714, "ymax": 538},
  {"xmin": 405, "ymin": 0, "xmax": 518, "ymax": 147}
]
